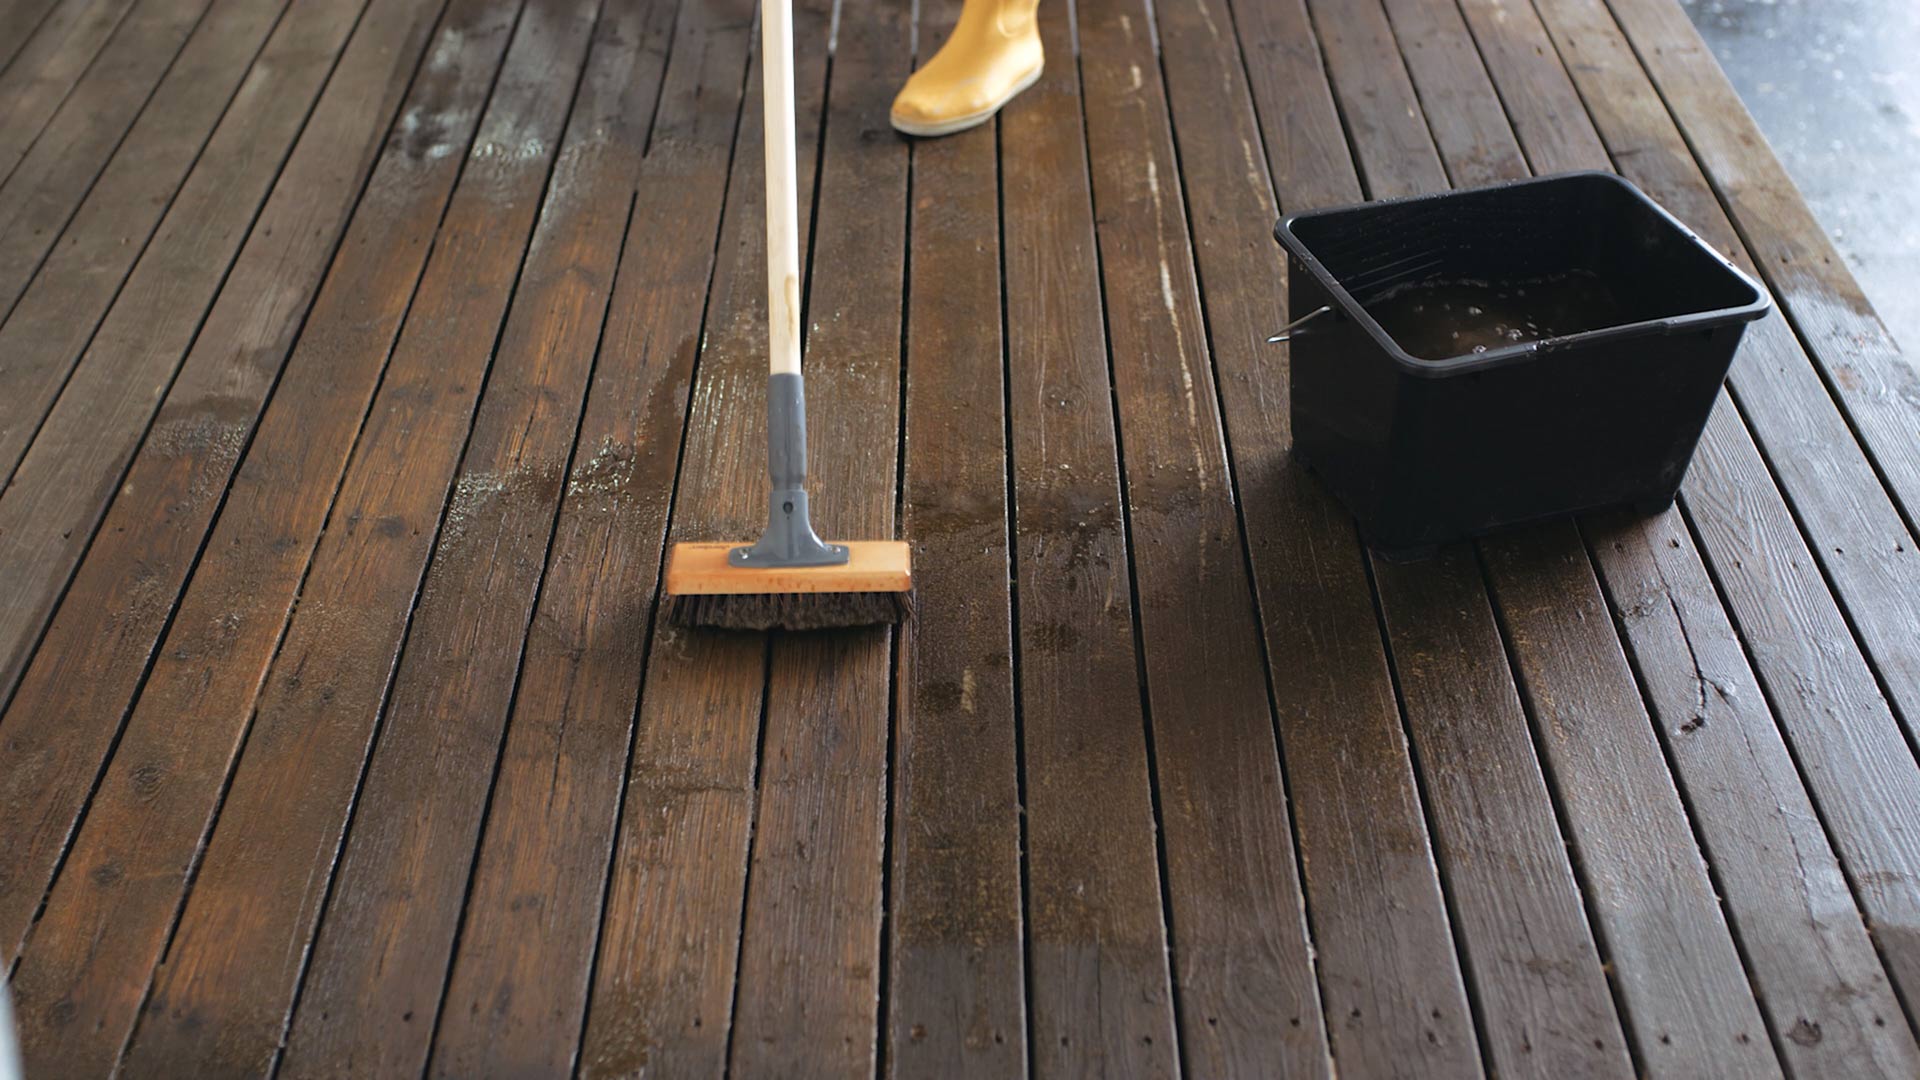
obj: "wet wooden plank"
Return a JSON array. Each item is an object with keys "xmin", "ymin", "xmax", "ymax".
[
  {"xmin": 0, "ymin": 0, "xmax": 435, "ymax": 968},
  {"xmin": 113, "ymin": 3, "xmax": 677, "ymax": 1079},
  {"xmin": 721, "ymin": 4, "xmax": 911, "ymax": 1074},
  {"xmin": 0, "ymin": 0, "xmax": 541, "ymax": 1060},
  {"xmin": 1508, "ymin": 0, "xmax": 1920, "ymax": 1028},
  {"xmin": 0, "ymin": 0, "xmax": 454, "ymax": 975},
  {"xmin": 572, "ymin": 0, "xmax": 834, "ymax": 1072},
  {"xmin": 0, "ymin": 0, "xmax": 357, "ymax": 701},
  {"xmin": 424, "ymin": 4, "xmax": 753, "ymax": 1076},
  {"xmin": 0, "ymin": 0, "xmax": 262, "ymax": 469},
  {"xmin": 1266, "ymin": 1, "xmax": 1634, "ymax": 1075},
  {"xmin": 1078, "ymin": 0, "xmax": 1352, "ymax": 1074},
  {"xmin": 996, "ymin": 0, "xmax": 1180, "ymax": 1073},
  {"xmin": 885, "ymin": 3, "xmax": 1025, "ymax": 1074},
  {"xmin": 1603, "ymin": 0, "xmax": 1920, "ymax": 530},
  {"xmin": 1454, "ymin": 0, "xmax": 1920, "ymax": 1068},
  {"xmin": 1311, "ymin": 0, "xmax": 1777, "ymax": 1073},
  {"xmin": 0, "ymin": 0, "xmax": 141, "ymax": 180},
  {"xmin": 1550, "ymin": 0, "xmax": 1920, "ymax": 748},
  {"xmin": 143, "ymin": 1, "xmax": 608, "ymax": 1074}
]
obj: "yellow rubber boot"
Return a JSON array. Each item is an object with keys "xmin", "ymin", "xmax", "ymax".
[{"xmin": 891, "ymin": 0, "xmax": 1043, "ymax": 137}]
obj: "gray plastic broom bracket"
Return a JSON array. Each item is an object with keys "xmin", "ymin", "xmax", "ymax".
[{"xmin": 730, "ymin": 372, "xmax": 849, "ymax": 569}]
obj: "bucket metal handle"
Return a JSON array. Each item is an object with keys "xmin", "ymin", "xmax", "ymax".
[{"xmin": 1267, "ymin": 305, "xmax": 1331, "ymax": 343}]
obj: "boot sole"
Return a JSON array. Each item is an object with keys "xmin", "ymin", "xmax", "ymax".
[{"xmin": 889, "ymin": 62, "xmax": 1044, "ymax": 138}]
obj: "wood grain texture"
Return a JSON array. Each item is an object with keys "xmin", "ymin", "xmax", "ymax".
[
  {"xmin": 1602, "ymin": 0, "xmax": 1920, "ymax": 532},
  {"xmin": 0, "ymin": 0, "xmax": 496, "ymax": 1073},
  {"xmin": 0, "ymin": 0, "xmax": 1912, "ymax": 1072},
  {"xmin": 886, "ymin": 0, "xmax": 1025, "ymax": 1072},
  {"xmin": 996, "ymin": 0, "xmax": 1181, "ymax": 1074},
  {"xmin": 0, "ymin": 0, "xmax": 452, "ymax": 977},
  {"xmin": 0, "ymin": 0, "xmax": 141, "ymax": 182},
  {"xmin": 117, "ymin": 3, "xmax": 677, "ymax": 1078},
  {"xmin": 0, "ymin": 0, "xmax": 70, "ymax": 72},
  {"xmin": 0, "ymin": 0, "xmax": 464, "ymax": 972},
  {"xmin": 1323, "ymin": 1, "xmax": 1775, "ymax": 1074},
  {"xmin": 573, "ymin": 0, "xmax": 835, "ymax": 1072},
  {"xmin": 1079, "ymin": 0, "xmax": 1347, "ymax": 1074},
  {"xmin": 0, "ymin": 0, "xmax": 359, "ymax": 700},
  {"xmin": 426, "ymin": 5, "xmax": 753, "ymax": 1074},
  {"xmin": 1458, "ymin": 0, "xmax": 1920, "ymax": 1067},
  {"xmin": 1510, "ymin": 0, "xmax": 1920, "ymax": 1030},
  {"xmin": 1531, "ymin": 0, "xmax": 1920, "ymax": 748},
  {"xmin": 0, "ymin": 0, "xmax": 266, "ymax": 472}
]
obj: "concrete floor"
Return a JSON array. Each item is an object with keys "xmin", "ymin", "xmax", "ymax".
[{"xmin": 1684, "ymin": 0, "xmax": 1920, "ymax": 352}]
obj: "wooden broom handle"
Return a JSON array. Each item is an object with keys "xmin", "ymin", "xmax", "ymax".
[{"xmin": 762, "ymin": 0, "xmax": 802, "ymax": 377}]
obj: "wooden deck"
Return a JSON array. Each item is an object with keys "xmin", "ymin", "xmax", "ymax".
[{"xmin": 1, "ymin": 0, "xmax": 1918, "ymax": 1073}]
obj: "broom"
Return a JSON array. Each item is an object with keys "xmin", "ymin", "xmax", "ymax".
[{"xmin": 664, "ymin": 0, "xmax": 912, "ymax": 631}]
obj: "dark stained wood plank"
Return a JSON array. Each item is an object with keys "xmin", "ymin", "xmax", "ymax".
[
  {"xmin": 0, "ymin": 0, "xmax": 262, "ymax": 462},
  {"xmin": 1222, "ymin": 0, "xmax": 1356, "ymax": 211},
  {"xmin": 722, "ymin": 3, "xmax": 911, "ymax": 1073},
  {"xmin": 0, "ymin": 0, "xmax": 458, "ymax": 975},
  {"xmin": 573, "ymin": 0, "xmax": 835, "ymax": 1071},
  {"xmin": 1311, "ymin": 1, "xmax": 1775, "ymax": 1073},
  {"xmin": 1602, "ymin": 0, "xmax": 1920, "ymax": 530},
  {"xmin": 424, "ymin": 5, "xmax": 753, "ymax": 1076},
  {"xmin": 885, "ymin": 2, "xmax": 1024, "ymax": 1074},
  {"xmin": 1585, "ymin": 498, "xmax": 1920, "ymax": 1075},
  {"xmin": 995, "ymin": 0, "xmax": 1180, "ymax": 1073},
  {"xmin": 1219, "ymin": 0, "xmax": 1629, "ymax": 1073},
  {"xmin": 1077, "ymin": 0, "xmax": 1354, "ymax": 1074},
  {"xmin": 0, "ymin": 0, "xmax": 356, "ymax": 700},
  {"xmin": 0, "ymin": 0, "xmax": 141, "ymax": 182},
  {"xmin": 0, "ymin": 0, "xmax": 564, "ymax": 1073},
  {"xmin": 1539, "ymin": 0, "xmax": 1920, "ymax": 748},
  {"xmin": 0, "ymin": 0, "xmax": 67, "ymax": 74},
  {"xmin": 173, "ymin": 1, "xmax": 615, "ymax": 1074},
  {"xmin": 1455, "ymin": 0, "xmax": 1920, "ymax": 1064},
  {"xmin": 1505, "ymin": 0, "xmax": 1920, "ymax": 1024},
  {"xmin": 118, "ymin": 3, "xmax": 680, "ymax": 1078}
]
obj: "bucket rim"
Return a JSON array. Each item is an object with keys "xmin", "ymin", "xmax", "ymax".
[{"xmin": 1271, "ymin": 170, "xmax": 1771, "ymax": 377}]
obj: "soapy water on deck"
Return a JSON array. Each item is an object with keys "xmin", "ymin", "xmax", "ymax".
[{"xmin": 1361, "ymin": 270, "xmax": 1632, "ymax": 362}]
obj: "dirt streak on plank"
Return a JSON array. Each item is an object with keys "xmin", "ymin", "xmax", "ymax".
[
  {"xmin": 1475, "ymin": 0, "xmax": 1920, "ymax": 1038},
  {"xmin": 993, "ymin": 0, "xmax": 1180, "ymax": 1073},
  {"xmin": 1077, "ymin": 0, "xmax": 1353, "ymax": 1074},
  {"xmin": 0, "ymin": 0, "xmax": 142, "ymax": 181},
  {"xmin": 118, "ymin": 3, "xmax": 675, "ymax": 1079},
  {"xmin": 886, "ymin": 1, "xmax": 1025, "ymax": 1074},
  {"xmin": 721, "ymin": 3, "xmax": 911, "ymax": 1074},
  {"xmin": 0, "ymin": 0, "xmax": 355, "ymax": 700},
  {"xmin": 0, "ymin": 0, "xmax": 455, "ymax": 979},
  {"xmin": 572, "ymin": 0, "xmax": 835, "ymax": 1073},
  {"xmin": 0, "ymin": 0, "xmax": 269, "ymax": 468},
  {"xmin": 1602, "ymin": 0, "xmax": 1920, "ymax": 533},
  {"xmin": 424, "ymin": 4, "xmax": 753, "ymax": 1076},
  {"xmin": 0, "ymin": 0, "xmax": 508, "ymax": 1074}
]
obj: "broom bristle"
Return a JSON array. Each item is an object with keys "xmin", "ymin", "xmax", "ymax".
[{"xmin": 668, "ymin": 589, "xmax": 913, "ymax": 631}]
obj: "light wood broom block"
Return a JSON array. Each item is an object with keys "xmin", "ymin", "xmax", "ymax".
[{"xmin": 665, "ymin": 541, "xmax": 911, "ymax": 595}]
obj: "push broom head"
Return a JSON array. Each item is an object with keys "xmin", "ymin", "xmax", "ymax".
[{"xmin": 665, "ymin": 541, "xmax": 913, "ymax": 631}]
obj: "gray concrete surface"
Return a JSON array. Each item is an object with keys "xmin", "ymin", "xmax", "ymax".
[{"xmin": 1683, "ymin": 0, "xmax": 1920, "ymax": 352}]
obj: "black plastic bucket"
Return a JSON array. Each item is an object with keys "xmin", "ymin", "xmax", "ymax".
[{"xmin": 1273, "ymin": 170, "xmax": 1768, "ymax": 553}]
